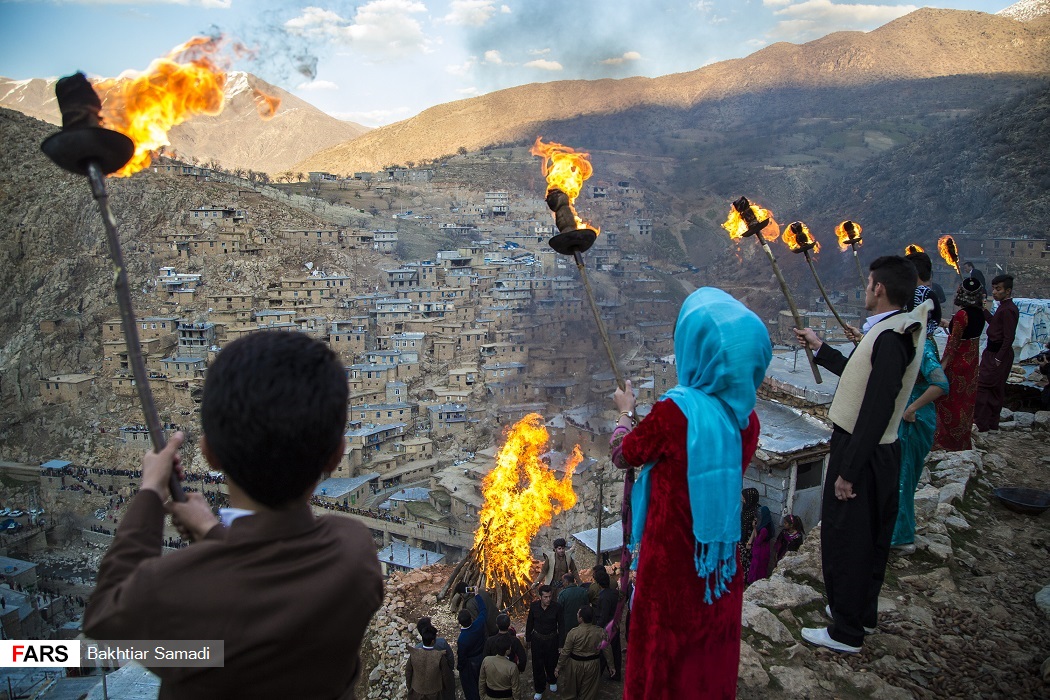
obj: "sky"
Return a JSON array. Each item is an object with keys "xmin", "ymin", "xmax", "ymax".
[{"xmin": 0, "ymin": 0, "xmax": 1014, "ymax": 127}]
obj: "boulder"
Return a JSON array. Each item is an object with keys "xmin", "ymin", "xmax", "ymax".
[
  {"xmin": 938, "ymin": 481, "xmax": 966, "ymax": 505},
  {"xmin": 737, "ymin": 640, "xmax": 769, "ymax": 689},
  {"xmin": 1034, "ymin": 411, "xmax": 1050, "ymax": 430},
  {"xmin": 741, "ymin": 601, "xmax": 795, "ymax": 643},
  {"xmin": 913, "ymin": 486, "xmax": 941, "ymax": 521},
  {"xmin": 768, "ymin": 665, "xmax": 820, "ymax": 695},
  {"xmin": 1013, "ymin": 411, "xmax": 1035, "ymax": 429},
  {"xmin": 1036, "ymin": 584, "xmax": 1050, "ymax": 619},
  {"xmin": 744, "ymin": 576, "xmax": 823, "ymax": 609},
  {"xmin": 1000, "ymin": 407, "xmax": 1014, "ymax": 421}
]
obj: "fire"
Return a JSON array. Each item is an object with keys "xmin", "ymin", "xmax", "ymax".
[
  {"xmin": 784, "ymin": 221, "xmax": 820, "ymax": 254},
  {"xmin": 94, "ymin": 36, "xmax": 280, "ymax": 177},
  {"xmin": 530, "ymin": 137, "xmax": 598, "ymax": 232},
  {"xmin": 474, "ymin": 413, "xmax": 580, "ymax": 588},
  {"xmin": 938, "ymin": 234, "xmax": 961, "ymax": 274},
  {"xmin": 905, "ymin": 244, "xmax": 925, "ymax": 255},
  {"xmin": 834, "ymin": 220, "xmax": 863, "ymax": 251},
  {"xmin": 721, "ymin": 201, "xmax": 780, "ymax": 242}
]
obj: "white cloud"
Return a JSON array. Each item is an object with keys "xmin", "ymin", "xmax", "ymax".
[
  {"xmin": 768, "ymin": 0, "xmax": 917, "ymax": 40},
  {"xmin": 483, "ymin": 50, "xmax": 503, "ymax": 64},
  {"xmin": 296, "ymin": 79, "xmax": 339, "ymax": 91},
  {"xmin": 500, "ymin": 4, "xmax": 511, "ymax": 13},
  {"xmin": 457, "ymin": 87, "xmax": 480, "ymax": 95},
  {"xmin": 442, "ymin": 0, "xmax": 500, "ymax": 27},
  {"xmin": 528, "ymin": 48, "xmax": 551, "ymax": 56},
  {"xmin": 285, "ymin": 0, "xmax": 430, "ymax": 58},
  {"xmin": 445, "ymin": 58, "xmax": 477, "ymax": 76},
  {"xmin": 599, "ymin": 51, "xmax": 642, "ymax": 66},
  {"xmin": 524, "ymin": 59, "xmax": 563, "ymax": 71}
]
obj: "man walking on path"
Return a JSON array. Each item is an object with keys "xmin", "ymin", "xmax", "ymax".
[
  {"xmin": 526, "ymin": 584, "xmax": 563, "ymax": 700},
  {"xmin": 963, "ymin": 262, "xmax": 987, "ymax": 301},
  {"xmin": 975, "ymin": 274, "xmax": 1020, "ymax": 432},
  {"xmin": 794, "ymin": 256, "xmax": 930, "ymax": 654}
]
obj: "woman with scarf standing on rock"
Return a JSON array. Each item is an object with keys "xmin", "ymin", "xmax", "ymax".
[
  {"xmin": 893, "ymin": 287, "xmax": 949, "ymax": 553},
  {"xmin": 933, "ymin": 278, "xmax": 985, "ymax": 451},
  {"xmin": 610, "ymin": 288, "xmax": 771, "ymax": 699},
  {"xmin": 773, "ymin": 515, "xmax": 805, "ymax": 566},
  {"xmin": 746, "ymin": 506, "xmax": 774, "ymax": 585}
]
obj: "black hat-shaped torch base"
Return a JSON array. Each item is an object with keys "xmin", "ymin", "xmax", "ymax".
[
  {"xmin": 41, "ymin": 128, "xmax": 135, "ymax": 177},
  {"xmin": 548, "ymin": 229, "xmax": 597, "ymax": 255}
]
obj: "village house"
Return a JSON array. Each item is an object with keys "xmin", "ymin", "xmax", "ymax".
[
  {"xmin": 376, "ymin": 540, "xmax": 445, "ymax": 576},
  {"xmin": 427, "ymin": 403, "xmax": 474, "ymax": 437},
  {"xmin": 279, "ymin": 228, "xmax": 343, "ymax": 245},
  {"xmin": 344, "ymin": 423, "xmax": 408, "ymax": 471},
  {"xmin": 177, "ymin": 322, "xmax": 217, "ymax": 358},
  {"xmin": 189, "ymin": 205, "xmax": 246, "ymax": 225},
  {"xmin": 39, "ymin": 374, "xmax": 95, "ymax": 403},
  {"xmin": 314, "ymin": 472, "xmax": 380, "ymax": 504},
  {"xmin": 373, "ymin": 230, "xmax": 398, "ymax": 253}
]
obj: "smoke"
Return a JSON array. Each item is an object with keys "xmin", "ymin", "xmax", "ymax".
[{"xmin": 197, "ymin": 6, "xmax": 321, "ymax": 85}]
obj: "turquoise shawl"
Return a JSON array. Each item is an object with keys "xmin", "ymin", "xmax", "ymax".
[{"xmin": 631, "ymin": 288, "xmax": 772, "ymax": 602}]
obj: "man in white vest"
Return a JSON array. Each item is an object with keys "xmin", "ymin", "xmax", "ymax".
[{"xmin": 794, "ymin": 256, "xmax": 931, "ymax": 653}]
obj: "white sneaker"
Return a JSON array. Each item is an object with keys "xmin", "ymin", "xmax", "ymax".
[
  {"xmin": 550, "ymin": 684, "xmax": 558, "ymax": 692},
  {"xmin": 534, "ymin": 694, "xmax": 543, "ymax": 700},
  {"xmin": 892, "ymin": 543, "xmax": 917, "ymax": 555},
  {"xmin": 824, "ymin": 604, "xmax": 876, "ymax": 634},
  {"xmin": 801, "ymin": 626, "xmax": 862, "ymax": 653}
]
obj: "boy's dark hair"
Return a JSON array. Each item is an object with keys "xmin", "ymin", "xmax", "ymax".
[
  {"xmin": 561, "ymin": 573, "xmax": 575, "ymax": 586},
  {"xmin": 496, "ymin": 613, "xmax": 511, "ymax": 631},
  {"xmin": 538, "ymin": 584, "xmax": 552, "ymax": 596},
  {"xmin": 869, "ymin": 256, "xmax": 917, "ymax": 309},
  {"xmin": 963, "ymin": 261, "xmax": 974, "ymax": 270},
  {"xmin": 457, "ymin": 609, "xmax": 474, "ymax": 627},
  {"xmin": 201, "ymin": 331, "xmax": 348, "ymax": 508},
  {"xmin": 492, "ymin": 634, "xmax": 512, "ymax": 657},
  {"xmin": 578, "ymin": 605, "xmax": 594, "ymax": 624},
  {"xmin": 454, "ymin": 581, "xmax": 467, "ymax": 597},
  {"xmin": 593, "ymin": 566, "xmax": 611, "ymax": 589},
  {"xmin": 420, "ymin": 625, "xmax": 437, "ymax": 646},
  {"xmin": 905, "ymin": 251, "xmax": 932, "ymax": 282},
  {"xmin": 991, "ymin": 274, "xmax": 1013, "ymax": 290}
]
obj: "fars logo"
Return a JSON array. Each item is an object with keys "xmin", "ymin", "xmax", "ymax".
[{"xmin": 0, "ymin": 641, "xmax": 81, "ymax": 667}]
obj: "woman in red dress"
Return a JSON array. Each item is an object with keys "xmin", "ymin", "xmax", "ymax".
[
  {"xmin": 610, "ymin": 288, "xmax": 771, "ymax": 700},
  {"xmin": 933, "ymin": 278, "xmax": 986, "ymax": 451}
]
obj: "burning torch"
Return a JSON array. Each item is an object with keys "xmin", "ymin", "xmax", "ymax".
[
  {"xmin": 41, "ymin": 74, "xmax": 185, "ymax": 502},
  {"xmin": 785, "ymin": 222, "xmax": 857, "ymax": 347},
  {"xmin": 722, "ymin": 198, "xmax": 821, "ymax": 384},
  {"xmin": 904, "ymin": 244, "xmax": 924, "ymax": 256},
  {"xmin": 530, "ymin": 138, "xmax": 625, "ymax": 391},
  {"xmin": 938, "ymin": 234, "xmax": 964, "ymax": 284},
  {"xmin": 835, "ymin": 220, "xmax": 867, "ymax": 292}
]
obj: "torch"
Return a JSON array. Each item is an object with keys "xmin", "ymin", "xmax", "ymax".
[
  {"xmin": 530, "ymin": 138, "xmax": 625, "ymax": 392},
  {"xmin": 722, "ymin": 198, "xmax": 821, "ymax": 383},
  {"xmin": 937, "ymin": 235, "xmax": 964, "ymax": 284},
  {"xmin": 835, "ymin": 220, "xmax": 867, "ymax": 292},
  {"xmin": 40, "ymin": 73, "xmax": 185, "ymax": 502},
  {"xmin": 785, "ymin": 222, "xmax": 857, "ymax": 347},
  {"xmin": 904, "ymin": 244, "xmax": 924, "ymax": 256}
]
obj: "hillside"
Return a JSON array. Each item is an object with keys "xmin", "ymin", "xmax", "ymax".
[
  {"xmin": 295, "ymin": 9, "xmax": 1050, "ymax": 174},
  {"xmin": 0, "ymin": 72, "xmax": 369, "ymax": 175},
  {"xmin": 0, "ymin": 107, "xmax": 381, "ymax": 462}
]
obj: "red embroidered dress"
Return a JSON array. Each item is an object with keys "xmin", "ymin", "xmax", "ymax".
[{"xmin": 612, "ymin": 400, "xmax": 760, "ymax": 700}]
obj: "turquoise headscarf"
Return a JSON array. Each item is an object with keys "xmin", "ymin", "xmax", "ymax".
[{"xmin": 630, "ymin": 288, "xmax": 772, "ymax": 602}]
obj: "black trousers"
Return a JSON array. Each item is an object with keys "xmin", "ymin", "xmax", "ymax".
[
  {"xmin": 599, "ymin": 633, "xmax": 621, "ymax": 680},
  {"xmin": 531, "ymin": 636, "xmax": 558, "ymax": 692},
  {"xmin": 821, "ymin": 430, "xmax": 900, "ymax": 648}
]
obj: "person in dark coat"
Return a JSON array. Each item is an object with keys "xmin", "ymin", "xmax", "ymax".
[
  {"xmin": 484, "ymin": 613, "xmax": 527, "ymax": 673},
  {"xmin": 975, "ymin": 274, "xmax": 1020, "ymax": 432},
  {"xmin": 557, "ymin": 574, "xmax": 589, "ymax": 647},
  {"xmin": 593, "ymin": 567, "xmax": 622, "ymax": 682},
  {"xmin": 407, "ymin": 625, "xmax": 455, "ymax": 700},
  {"xmin": 963, "ymin": 262, "xmax": 987, "ymax": 301},
  {"xmin": 457, "ymin": 594, "xmax": 488, "ymax": 700},
  {"xmin": 525, "ymin": 584, "xmax": 563, "ymax": 699},
  {"xmin": 456, "ymin": 581, "xmax": 499, "ymax": 638}
]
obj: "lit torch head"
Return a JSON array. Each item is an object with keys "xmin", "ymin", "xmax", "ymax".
[
  {"xmin": 722, "ymin": 197, "xmax": 780, "ymax": 242},
  {"xmin": 905, "ymin": 244, "xmax": 925, "ymax": 256},
  {"xmin": 475, "ymin": 414, "xmax": 580, "ymax": 588},
  {"xmin": 937, "ymin": 234, "xmax": 961, "ymax": 275},
  {"xmin": 785, "ymin": 221, "xmax": 819, "ymax": 254},
  {"xmin": 835, "ymin": 220, "xmax": 863, "ymax": 251},
  {"xmin": 531, "ymin": 137, "xmax": 599, "ymax": 254},
  {"xmin": 92, "ymin": 36, "xmax": 280, "ymax": 177}
]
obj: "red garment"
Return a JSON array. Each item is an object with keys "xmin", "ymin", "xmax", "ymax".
[
  {"xmin": 933, "ymin": 308, "xmax": 981, "ymax": 450},
  {"xmin": 617, "ymin": 399, "xmax": 760, "ymax": 700}
]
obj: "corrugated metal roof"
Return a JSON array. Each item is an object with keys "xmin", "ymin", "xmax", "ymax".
[
  {"xmin": 572, "ymin": 521, "xmax": 623, "ymax": 554},
  {"xmin": 377, "ymin": 540, "xmax": 445, "ymax": 569}
]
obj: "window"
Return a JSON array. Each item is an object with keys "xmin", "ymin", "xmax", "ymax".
[{"xmin": 795, "ymin": 459, "xmax": 823, "ymax": 490}]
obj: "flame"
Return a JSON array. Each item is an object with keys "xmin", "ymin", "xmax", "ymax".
[
  {"xmin": 905, "ymin": 244, "xmax": 925, "ymax": 255},
  {"xmin": 721, "ymin": 202, "xmax": 780, "ymax": 242},
  {"xmin": 474, "ymin": 413, "xmax": 580, "ymax": 588},
  {"xmin": 834, "ymin": 220, "xmax": 863, "ymax": 251},
  {"xmin": 94, "ymin": 36, "xmax": 280, "ymax": 177},
  {"xmin": 530, "ymin": 137, "xmax": 598, "ymax": 232},
  {"xmin": 785, "ymin": 221, "xmax": 820, "ymax": 254},
  {"xmin": 937, "ymin": 235, "xmax": 961, "ymax": 274}
]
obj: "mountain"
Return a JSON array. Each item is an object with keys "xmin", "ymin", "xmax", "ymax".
[
  {"xmin": 998, "ymin": 0, "xmax": 1050, "ymax": 21},
  {"xmin": 0, "ymin": 71, "xmax": 369, "ymax": 175},
  {"xmin": 294, "ymin": 9, "xmax": 1050, "ymax": 174}
]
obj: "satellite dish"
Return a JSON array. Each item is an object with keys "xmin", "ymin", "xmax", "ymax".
[{"xmin": 305, "ymin": 262, "xmax": 314, "ymax": 270}]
